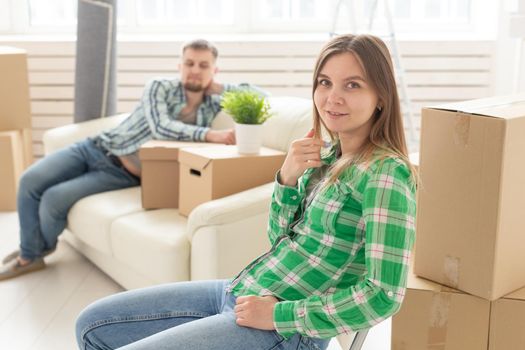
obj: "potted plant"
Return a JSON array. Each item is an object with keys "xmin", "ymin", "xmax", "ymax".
[{"xmin": 221, "ymin": 89, "xmax": 272, "ymax": 154}]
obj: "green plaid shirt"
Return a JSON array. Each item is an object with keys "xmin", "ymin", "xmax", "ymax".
[{"xmin": 227, "ymin": 148, "xmax": 416, "ymax": 339}]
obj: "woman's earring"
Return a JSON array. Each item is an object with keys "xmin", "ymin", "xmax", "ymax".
[{"xmin": 377, "ymin": 105, "xmax": 382, "ymax": 111}]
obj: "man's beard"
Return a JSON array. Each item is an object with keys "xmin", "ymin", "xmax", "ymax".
[{"xmin": 183, "ymin": 82, "xmax": 205, "ymax": 92}]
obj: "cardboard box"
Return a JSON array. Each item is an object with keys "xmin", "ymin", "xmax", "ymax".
[
  {"xmin": 392, "ymin": 273, "xmax": 490, "ymax": 350},
  {"xmin": 489, "ymin": 287, "xmax": 525, "ymax": 349},
  {"xmin": 178, "ymin": 145, "xmax": 285, "ymax": 216},
  {"xmin": 392, "ymin": 271, "xmax": 525, "ymax": 349},
  {"xmin": 0, "ymin": 130, "xmax": 25, "ymax": 210},
  {"xmin": 139, "ymin": 140, "xmax": 212, "ymax": 209},
  {"xmin": 414, "ymin": 93, "xmax": 525, "ymax": 300},
  {"xmin": 0, "ymin": 47, "xmax": 33, "ymax": 167}
]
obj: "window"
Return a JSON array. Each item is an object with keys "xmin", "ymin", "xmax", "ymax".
[
  {"xmin": 0, "ymin": 0, "xmax": 9, "ymax": 31},
  {"xmin": 135, "ymin": 0, "xmax": 234, "ymax": 26},
  {"xmin": 250, "ymin": 0, "xmax": 332, "ymax": 32},
  {"xmin": 0, "ymin": 0, "xmax": 495, "ymax": 37},
  {"xmin": 328, "ymin": 0, "xmax": 474, "ymax": 35},
  {"xmin": 28, "ymin": 0, "xmax": 76, "ymax": 26}
]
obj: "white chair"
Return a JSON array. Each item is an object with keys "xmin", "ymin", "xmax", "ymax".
[{"xmin": 348, "ymin": 329, "xmax": 369, "ymax": 350}]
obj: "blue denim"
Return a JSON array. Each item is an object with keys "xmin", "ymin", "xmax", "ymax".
[
  {"xmin": 76, "ymin": 280, "xmax": 330, "ymax": 350},
  {"xmin": 17, "ymin": 138, "xmax": 140, "ymax": 260}
]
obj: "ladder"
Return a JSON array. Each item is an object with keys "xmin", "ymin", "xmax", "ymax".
[{"xmin": 330, "ymin": 0, "xmax": 418, "ymax": 148}]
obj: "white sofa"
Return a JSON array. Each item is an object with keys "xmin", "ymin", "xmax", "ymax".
[{"xmin": 43, "ymin": 97, "xmax": 313, "ymax": 290}]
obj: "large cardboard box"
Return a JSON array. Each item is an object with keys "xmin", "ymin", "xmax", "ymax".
[
  {"xmin": 415, "ymin": 93, "xmax": 525, "ymax": 300},
  {"xmin": 139, "ymin": 140, "xmax": 212, "ymax": 209},
  {"xmin": 0, "ymin": 47, "xmax": 33, "ymax": 168},
  {"xmin": 0, "ymin": 130, "xmax": 25, "ymax": 210},
  {"xmin": 392, "ymin": 271, "xmax": 525, "ymax": 349},
  {"xmin": 178, "ymin": 145, "xmax": 286, "ymax": 216}
]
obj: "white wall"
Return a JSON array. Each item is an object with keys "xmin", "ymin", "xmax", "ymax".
[{"xmin": 0, "ymin": 39, "xmax": 495, "ymax": 159}]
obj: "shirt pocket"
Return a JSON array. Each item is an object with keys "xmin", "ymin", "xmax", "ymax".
[
  {"xmin": 303, "ymin": 182, "xmax": 347, "ymax": 237},
  {"xmin": 333, "ymin": 179, "xmax": 366, "ymax": 243}
]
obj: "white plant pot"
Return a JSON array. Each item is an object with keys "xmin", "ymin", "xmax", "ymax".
[{"xmin": 235, "ymin": 123, "xmax": 262, "ymax": 154}]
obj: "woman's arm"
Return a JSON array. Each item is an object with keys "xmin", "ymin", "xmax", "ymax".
[{"xmin": 266, "ymin": 174, "xmax": 305, "ymax": 244}]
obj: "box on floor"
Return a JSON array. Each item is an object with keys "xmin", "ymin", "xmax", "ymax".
[
  {"xmin": 0, "ymin": 46, "xmax": 33, "ymax": 167},
  {"xmin": 178, "ymin": 145, "xmax": 285, "ymax": 216},
  {"xmin": 138, "ymin": 140, "xmax": 213, "ymax": 209},
  {"xmin": 0, "ymin": 130, "xmax": 25, "ymax": 210},
  {"xmin": 415, "ymin": 93, "xmax": 525, "ymax": 300},
  {"xmin": 0, "ymin": 47, "xmax": 34, "ymax": 211},
  {"xmin": 391, "ymin": 271, "xmax": 525, "ymax": 350}
]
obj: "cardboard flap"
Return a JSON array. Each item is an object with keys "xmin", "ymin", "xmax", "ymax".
[
  {"xmin": 139, "ymin": 145, "xmax": 180, "ymax": 161},
  {"xmin": 178, "ymin": 148, "xmax": 213, "ymax": 170},
  {"xmin": 503, "ymin": 286, "xmax": 525, "ymax": 301},
  {"xmin": 427, "ymin": 93, "xmax": 525, "ymax": 120},
  {"xmin": 408, "ymin": 271, "xmax": 463, "ymax": 294},
  {"xmin": 181, "ymin": 145, "xmax": 284, "ymax": 160},
  {"xmin": 139, "ymin": 140, "xmax": 206, "ymax": 161}
]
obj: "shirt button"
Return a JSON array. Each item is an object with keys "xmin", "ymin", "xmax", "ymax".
[
  {"xmin": 387, "ymin": 291, "xmax": 394, "ymax": 297},
  {"xmin": 291, "ymin": 196, "xmax": 297, "ymax": 200}
]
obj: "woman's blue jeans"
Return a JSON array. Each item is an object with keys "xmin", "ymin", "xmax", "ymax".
[
  {"xmin": 17, "ymin": 138, "xmax": 140, "ymax": 260},
  {"xmin": 76, "ymin": 280, "xmax": 330, "ymax": 350}
]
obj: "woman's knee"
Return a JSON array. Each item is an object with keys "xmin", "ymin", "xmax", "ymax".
[
  {"xmin": 75, "ymin": 305, "xmax": 93, "ymax": 349},
  {"xmin": 75, "ymin": 300, "xmax": 109, "ymax": 350}
]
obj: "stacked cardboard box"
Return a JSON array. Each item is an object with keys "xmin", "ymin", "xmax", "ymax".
[
  {"xmin": 139, "ymin": 140, "xmax": 213, "ymax": 209},
  {"xmin": 0, "ymin": 47, "xmax": 33, "ymax": 211},
  {"xmin": 392, "ymin": 93, "xmax": 525, "ymax": 349},
  {"xmin": 139, "ymin": 142, "xmax": 286, "ymax": 215},
  {"xmin": 392, "ymin": 270, "xmax": 525, "ymax": 349}
]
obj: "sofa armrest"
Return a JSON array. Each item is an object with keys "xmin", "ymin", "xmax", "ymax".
[
  {"xmin": 42, "ymin": 114, "xmax": 129, "ymax": 155},
  {"xmin": 187, "ymin": 182, "xmax": 274, "ymax": 280}
]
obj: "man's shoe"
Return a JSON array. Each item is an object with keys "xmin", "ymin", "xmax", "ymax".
[
  {"xmin": 2, "ymin": 248, "xmax": 56, "ymax": 265},
  {"xmin": 0, "ymin": 257, "xmax": 46, "ymax": 281}
]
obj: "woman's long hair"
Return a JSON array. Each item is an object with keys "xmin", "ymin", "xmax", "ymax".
[{"xmin": 312, "ymin": 34, "xmax": 418, "ymax": 184}]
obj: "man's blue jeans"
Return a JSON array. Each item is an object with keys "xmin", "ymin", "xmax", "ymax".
[
  {"xmin": 17, "ymin": 138, "xmax": 140, "ymax": 260},
  {"xmin": 76, "ymin": 280, "xmax": 330, "ymax": 350}
]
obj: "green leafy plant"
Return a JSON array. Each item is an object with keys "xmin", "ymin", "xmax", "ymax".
[{"xmin": 220, "ymin": 90, "xmax": 273, "ymax": 125}]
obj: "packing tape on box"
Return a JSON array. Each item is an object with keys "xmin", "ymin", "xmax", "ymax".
[
  {"xmin": 427, "ymin": 293, "xmax": 451, "ymax": 350},
  {"xmin": 453, "ymin": 113, "xmax": 470, "ymax": 147},
  {"xmin": 443, "ymin": 255, "xmax": 460, "ymax": 289}
]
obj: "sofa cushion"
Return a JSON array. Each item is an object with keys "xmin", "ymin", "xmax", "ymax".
[
  {"xmin": 111, "ymin": 209, "xmax": 190, "ymax": 284},
  {"xmin": 262, "ymin": 97, "xmax": 313, "ymax": 152},
  {"xmin": 67, "ymin": 186, "xmax": 143, "ymax": 255},
  {"xmin": 210, "ymin": 97, "xmax": 313, "ymax": 153}
]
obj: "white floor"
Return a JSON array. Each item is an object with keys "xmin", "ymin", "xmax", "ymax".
[{"xmin": 0, "ymin": 211, "xmax": 392, "ymax": 350}]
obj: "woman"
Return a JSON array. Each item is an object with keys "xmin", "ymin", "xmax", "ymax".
[{"xmin": 75, "ymin": 34, "xmax": 417, "ymax": 350}]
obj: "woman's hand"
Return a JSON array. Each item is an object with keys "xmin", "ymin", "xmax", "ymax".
[
  {"xmin": 234, "ymin": 295, "xmax": 278, "ymax": 330},
  {"xmin": 279, "ymin": 129, "xmax": 324, "ymax": 186}
]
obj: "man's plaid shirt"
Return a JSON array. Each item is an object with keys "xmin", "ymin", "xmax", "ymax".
[
  {"xmin": 96, "ymin": 78, "xmax": 250, "ymax": 156},
  {"xmin": 227, "ymin": 148, "xmax": 416, "ymax": 339}
]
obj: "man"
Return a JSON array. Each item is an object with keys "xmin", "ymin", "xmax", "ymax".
[{"xmin": 0, "ymin": 39, "xmax": 256, "ymax": 280}]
